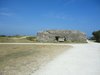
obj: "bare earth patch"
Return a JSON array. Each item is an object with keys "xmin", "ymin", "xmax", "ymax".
[{"xmin": 0, "ymin": 44, "xmax": 71, "ymax": 75}]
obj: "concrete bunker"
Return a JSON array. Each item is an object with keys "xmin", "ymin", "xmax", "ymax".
[{"xmin": 37, "ymin": 30, "xmax": 87, "ymax": 43}]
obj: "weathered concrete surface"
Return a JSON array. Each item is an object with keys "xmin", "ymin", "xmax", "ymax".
[{"xmin": 37, "ymin": 30, "xmax": 87, "ymax": 43}]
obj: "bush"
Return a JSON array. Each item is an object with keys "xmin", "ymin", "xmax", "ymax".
[
  {"xmin": 92, "ymin": 30, "xmax": 100, "ymax": 42},
  {"xmin": 26, "ymin": 36, "xmax": 36, "ymax": 41}
]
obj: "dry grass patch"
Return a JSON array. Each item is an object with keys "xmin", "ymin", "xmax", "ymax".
[
  {"xmin": 0, "ymin": 37, "xmax": 34, "ymax": 43},
  {"xmin": 0, "ymin": 44, "xmax": 72, "ymax": 75}
]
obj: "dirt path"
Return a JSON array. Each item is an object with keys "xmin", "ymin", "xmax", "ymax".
[{"xmin": 32, "ymin": 42, "xmax": 100, "ymax": 75}]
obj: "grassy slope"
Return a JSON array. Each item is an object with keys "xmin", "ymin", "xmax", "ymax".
[
  {"xmin": 0, "ymin": 44, "xmax": 71, "ymax": 75},
  {"xmin": 0, "ymin": 36, "xmax": 36, "ymax": 43}
]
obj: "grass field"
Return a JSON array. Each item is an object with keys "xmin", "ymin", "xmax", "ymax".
[
  {"xmin": 0, "ymin": 44, "xmax": 71, "ymax": 75},
  {"xmin": 0, "ymin": 36, "xmax": 36, "ymax": 43}
]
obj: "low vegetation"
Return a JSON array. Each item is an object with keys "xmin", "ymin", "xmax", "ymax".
[
  {"xmin": 0, "ymin": 35, "xmax": 37, "ymax": 43},
  {"xmin": 26, "ymin": 36, "xmax": 37, "ymax": 41}
]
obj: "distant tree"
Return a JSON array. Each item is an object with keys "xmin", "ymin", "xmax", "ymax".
[
  {"xmin": 0, "ymin": 35, "xmax": 6, "ymax": 37},
  {"xmin": 92, "ymin": 30, "xmax": 100, "ymax": 42}
]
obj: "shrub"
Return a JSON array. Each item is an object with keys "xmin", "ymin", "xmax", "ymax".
[
  {"xmin": 92, "ymin": 30, "xmax": 100, "ymax": 42},
  {"xmin": 26, "ymin": 36, "xmax": 36, "ymax": 41}
]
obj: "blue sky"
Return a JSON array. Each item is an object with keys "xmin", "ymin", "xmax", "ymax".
[{"xmin": 0, "ymin": 0, "xmax": 100, "ymax": 37}]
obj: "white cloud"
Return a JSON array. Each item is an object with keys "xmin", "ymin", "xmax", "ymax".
[
  {"xmin": 0, "ymin": 12, "xmax": 13, "ymax": 16},
  {"xmin": 0, "ymin": 7, "xmax": 14, "ymax": 17}
]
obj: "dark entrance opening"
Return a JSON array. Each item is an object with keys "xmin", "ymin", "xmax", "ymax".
[
  {"xmin": 64, "ymin": 37, "xmax": 66, "ymax": 41},
  {"xmin": 55, "ymin": 36, "xmax": 66, "ymax": 42},
  {"xmin": 55, "ymin": 36, "xmax": 60, "ymax": 41}
]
